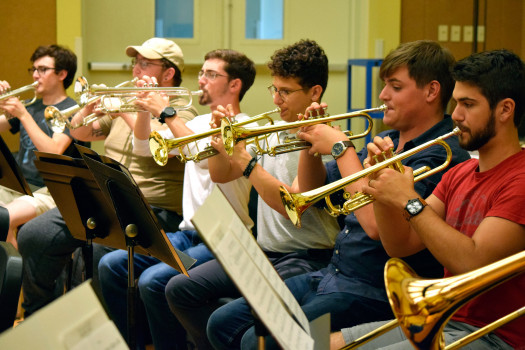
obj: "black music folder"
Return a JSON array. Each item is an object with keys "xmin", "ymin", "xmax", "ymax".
[
  {"xmin": 33, "ymin": 147, "xmax": 195, "ymax": 273},
  {"xmin": 0, "ymin": 134, "xmax": 32, "ymax": 196}
]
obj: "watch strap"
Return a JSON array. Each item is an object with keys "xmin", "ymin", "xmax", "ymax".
[
  {"xmin": 341, "ymin": 140, "xmax": 355, "ymax": 149},
  {"xmin": 332, "ymin": 140, "xmax": 355, "ymax": 160}
]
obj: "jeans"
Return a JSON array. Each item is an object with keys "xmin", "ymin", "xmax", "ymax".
[
  {"xmin": 98, "ymin": 230, "xmax": 214, "ymax": 350},
  {"xmin": 17, "ymin": 206, "xmax": 182, "ymax": 317},
  {"xmin": 208, "ymin": 272, "xmax": 394, "ymax": 350},
  {"xmin": 166, "ymin": 249, "xmax": 333, "ymax": 350}
]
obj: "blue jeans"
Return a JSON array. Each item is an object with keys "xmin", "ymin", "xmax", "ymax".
[
  {"xmin": 166, "ymin": 249, "xmax": 332, "ymax": 350},
  {"xmin": 18, "ymin": 206, "xmax": 182, "ymax": 317},
  {"xmin": 207, "ymin": 272, "xmax": 393, "ymax": 350},
  {"xmin": 98, "ymin": 230, "xmax": 213, "ymax": 350}
]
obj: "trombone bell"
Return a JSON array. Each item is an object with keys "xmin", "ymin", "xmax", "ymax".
[{"xmin": 386, "ymin": 250, "xmax": 525, "ymax": 349}]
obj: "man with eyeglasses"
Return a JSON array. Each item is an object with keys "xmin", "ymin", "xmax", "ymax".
[
  {"xmin": 0, "ymin": 44, "xmax": 82, "ymax": 249},
  {"xmin": 16, "ymin": 38, "xmax": 198, "ymax": 322},
  {"xmin": 97, "ymin": 48, "xmax": 257, "ymax": 350},
  {"xmin": 163, "ymin": 39, "xmax": 341, "ymax": 350}
]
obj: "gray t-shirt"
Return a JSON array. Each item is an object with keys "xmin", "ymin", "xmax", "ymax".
[{"xmin": 253, "ymin": 124, "xmax": 340, "ymax": 253}]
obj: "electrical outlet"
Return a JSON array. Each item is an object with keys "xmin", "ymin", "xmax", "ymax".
[
  {"xmin": 438, "ymin": 25, "xmax": 448, "ymax": 42},
  {"xmin": 477, "ymin": 25, "xmax": 485, "ymax": 42},
  {"xmin": 450, "ymin": 25, "xmax": 461, "ymax": 42},
  {"xmin": 463, "ymin": 25, "xmax": 473, "ymax": 42}
]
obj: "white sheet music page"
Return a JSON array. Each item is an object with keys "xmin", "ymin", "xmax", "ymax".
[{"xmin": 192, "ymin": 186, "xmax": 313, "ymax": 350}]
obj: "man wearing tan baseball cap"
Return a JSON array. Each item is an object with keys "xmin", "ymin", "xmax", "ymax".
[{"xmin": 126, "ymin": 37, "xmax": 185, "ymax": 73}]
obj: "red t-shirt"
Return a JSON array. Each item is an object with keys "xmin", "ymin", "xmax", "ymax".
[{"xmin": 433, "ymin": 150, "xmax": 525, "ymax": 348}]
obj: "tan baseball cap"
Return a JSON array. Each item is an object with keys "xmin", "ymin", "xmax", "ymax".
[{"xmin": 126, "ymin": 38, "xmax": 184, "ymax": 71}]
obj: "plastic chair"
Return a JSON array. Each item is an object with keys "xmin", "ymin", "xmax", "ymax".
[{"xmin": 0, "ymin": 241, "xmax": 23, "ymax": 333}]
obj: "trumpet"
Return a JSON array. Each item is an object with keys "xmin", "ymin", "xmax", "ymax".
[
  {"xmin": 44, "ymin": 77, "xmax": 138, "ymax": 133},
  {"xmin": 77, "ymin": 76, "xmax": 203, "ymax": 112},
  {"xmin": 149, "ymin": 108, "xmax": 279, "ymax": 166},
  {"xmin": 0, "ymin": 81, "xmax": 38, "ymax": 107},
  {"xmin": 221, "ymin": 105, "xmax": 385, "ymax": 156},
  {"xmin": 341, "ymin": 250, "xmax": 525, "ymax": 349},
  {"xmin": 280, "ymin": 127, "xmax": 461, "ymax": 228}
]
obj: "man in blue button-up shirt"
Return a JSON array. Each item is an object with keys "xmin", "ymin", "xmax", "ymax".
[{"xmin": 207, "ymin": 40, "xmax": 471, "ymax": 350}]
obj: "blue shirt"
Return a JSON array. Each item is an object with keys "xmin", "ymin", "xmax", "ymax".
[
  {"xmin": 9, "ymin": 97, "xmax": 88, "ymax": 187},
  {"xmin": 311, "ymin": 115, "xmax": 471, "ymax": 302}
]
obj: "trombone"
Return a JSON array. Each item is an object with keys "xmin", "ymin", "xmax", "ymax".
[
  {"xmin": 280, "ymin": 127, "xmax": 461, "ymax": 228},
  {"xmin": 340, "ymin": 250, "xmax": 525, "ymax": 349},
  {"xmin": 0, "ymin": 81, "xmax": 38, "ymax": 107},
  {"xmin": 45, "ymin": 77, "xmax": 138, "ymax": 133},
  {"xmin": 149, "ymin": 108, "xmax": 280, "ymax": 166},
  {"xmin": 221, "ymin": 105, "xmax": 385, "ymax": 156}
]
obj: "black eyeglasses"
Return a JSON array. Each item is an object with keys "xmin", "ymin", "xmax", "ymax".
[
  {"xmin": 268, "ymin": 85, "xmax": 304, "ymax": 101},
  {"xmin": 131, "ymin": 58, "xmax": 164, "ymax": 70},
  {"xmin": 198, "ymin": 70, "xmax": 228, "ymax": 81},
  {"xmin": 28, "ymin": 66, "xmax": 56, "ymax": 76}
]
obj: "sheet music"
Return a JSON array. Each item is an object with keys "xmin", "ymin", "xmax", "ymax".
[
  {"xmin": 192, "ymin": 187, "xmax": 314, "ymax": 350},
  {"xmin": 0, "ymin": 281, "xmax": 127, "ymax": 349}
]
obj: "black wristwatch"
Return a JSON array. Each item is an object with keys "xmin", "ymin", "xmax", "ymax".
[
  {"xmin": 158, "ymin": 106, "xmax": 176, "ymax": 124},
  {"xmin": 331, "ymin": 140, "xmax": 355, "ymax": 160},
  {"xmin": 403, "ymin": 197, "xmax": 428, "ymax": 221}
]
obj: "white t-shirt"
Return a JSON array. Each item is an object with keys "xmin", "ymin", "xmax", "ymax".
[{"xmin": 133, "ymin": 113, "xmax": 253, "ymax": 231}]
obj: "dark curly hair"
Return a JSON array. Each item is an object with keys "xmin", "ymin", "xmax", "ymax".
[
  {"xmin": 380, "ymin": 40, "xmax": 455, "ymax": 112},
  {"xmin": 452, "ymin": 49, "xmax": 525, "ymax": 128},
  {"xmin": 31, "ymin": 45, "xmax": 77, "ymax": 89},
  {"xmin": 205, "ymin": 49, "xmax": 256, "ymax": 101},
  {"xmin": 268, "ymin": 39, "xmax": 328, "ymax": 98}
]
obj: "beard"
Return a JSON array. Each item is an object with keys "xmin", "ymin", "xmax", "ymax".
[
  {"xmin": 458, "ymin": 111, "xmax": 496, "ymax": 151},
  {"xmin": 199, "ymin": 90, "xmax": 210, "ymax": 106}
]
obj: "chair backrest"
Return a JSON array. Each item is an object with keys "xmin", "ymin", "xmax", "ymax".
[{"xmin": 0, "ymin": 242, "xmax": 23, "ymax": 333}]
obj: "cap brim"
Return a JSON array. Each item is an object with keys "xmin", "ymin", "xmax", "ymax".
[{"xmin": 125, "ymin": 46, "xmax": 164, "ymax": 60}]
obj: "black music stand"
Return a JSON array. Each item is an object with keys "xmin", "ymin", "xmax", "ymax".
[
  {"xmin": 0, "ymin": 134, "xmax": 32, "ymax": 196},
  {"xmin": 34, "ymin": 147, "xmax": 195, "ymax": 349}
]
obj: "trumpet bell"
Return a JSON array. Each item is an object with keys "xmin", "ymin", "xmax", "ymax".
[
  {"xmin": 44, "ymin": 106, "xmax": 69, "ymax": 133},
  {"xmin": 149, "ymin": 131, "xmax": 169, "ymax": 166},
  {"xmin": 74, "ymin": 76, "xmax": 91, "ymax": 105}
]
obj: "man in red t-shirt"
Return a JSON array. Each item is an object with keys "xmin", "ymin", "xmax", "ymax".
[{"xmin": 332, "ymin": 50, "xmax": 525, "ymax": 349}]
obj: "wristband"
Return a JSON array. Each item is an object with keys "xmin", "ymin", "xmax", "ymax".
[{"xmin": 243, "ymin": 156, "xmax": 258, "ymax": 178}]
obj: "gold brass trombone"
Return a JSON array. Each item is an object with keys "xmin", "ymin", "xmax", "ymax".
[
  {"xmin": 340, "ymin": 250, "xmax": 525, "ymax": 349},
  {"xmin": 45, "ymin": 77, "xmax": 138, "ymax": 133},
  {"xmin": 221, "ymin": 105, "xmax": 386, "ymax": 156},
  {"xmin": 0, "ymin": 81, "xmax": 38, "ymax": 107},
  {"xmin": 149, "ymin": 108, "xmax": 280, "ymax": 166},
  {"xmin": 280, "ymin": 127, "xmax": 461, "ymax": 228}
]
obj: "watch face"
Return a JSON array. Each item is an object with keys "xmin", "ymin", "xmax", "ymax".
[
  {"xmin": 407, "ymin": 199, "xmax": 423, "ymax": 214},
  {"xmin": 332, "ymin": 142, "xmax": 344, "ymax": 156},
  {"xmin": 164, "ymin": 107, "xmax": 176, "ymax": 115}
]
